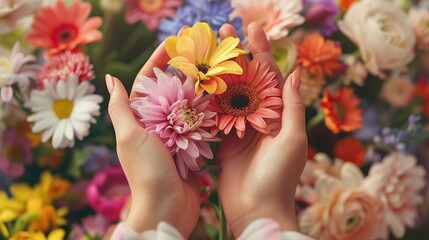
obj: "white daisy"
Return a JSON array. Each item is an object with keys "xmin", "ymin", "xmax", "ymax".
[{"xmin": 27, "ymin": 74, "xmax": 103, "ymax": 148}]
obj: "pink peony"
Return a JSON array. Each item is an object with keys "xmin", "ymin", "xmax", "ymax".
[
  {"xmin": 37, "ymin": 51, "xmax": 94, "ymax": 89},
  {"xmin": 363, "ymin": 152, "xmax": 426, "ymax": 238},
  {"xmin": 299, "ymin": 165, "xmax": 388, "ymax": 240},
  {"xmin": 231, "ymin": 0, "xmax": 304, "ymax": 40},
  {"xmin": 130, "ymin": 68, "xmax": 219, "ymax": 179},
  {"xmin": 86, "ymin": 166, "xmax": 131, "ymax": 221}
]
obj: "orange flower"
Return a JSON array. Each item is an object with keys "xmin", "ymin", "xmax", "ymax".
[
  {"xmin": 321, "ymin": 87, "xmax": 362, "ymax": 134},
  {"xmin": 414, "ymin": 77, "xmax": 429, "ymax": 118},
  {"xmin": 297, "ymin": 33, "xmax": 342, "ymax": 78},
  {"xmin": 334, "ymin": 136, "xmax": 365, "ymax": 167},
  {"xmin": 338, "ymin": 0, "xmax": 357, "ymax": 12},
  {"xmin": 27, "ymin": 0, "xmax": 102, "ymax": 58}
]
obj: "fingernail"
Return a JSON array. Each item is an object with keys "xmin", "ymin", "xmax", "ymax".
[
  {"xmin": 291, "ymin": 68, "xmax": 301, "ymax": 89},
  {"xmin": 105, "ymin": 74, "xmax": 114, "ymax": 94}
]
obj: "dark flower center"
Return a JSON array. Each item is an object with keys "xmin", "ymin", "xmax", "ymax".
[
  {"xmin": 231, "ymin": 94, "xmax": 250, "ymax": 110},
  {"xmin": 53, "ymin": 25, "xmax": 78, "ymax": 45},
  {"xmin": 197, "ymin": 65, "xmax": 209, "ymax": 74},
  {"xmin": 219, "ymin": 84, "xmax": 261, "ymax": 117}
]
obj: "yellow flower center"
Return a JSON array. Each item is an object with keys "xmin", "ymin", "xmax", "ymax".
[
  {"xmin": 139, "ymin": 0, "xmax": 164, "ymax": 13},
  {"xmin": 53, "ymin": 100, "xmax": 74, "ymax": 119}
]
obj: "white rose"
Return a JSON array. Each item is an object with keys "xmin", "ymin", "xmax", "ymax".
[
  {"xmin": 338, "ymin": 0, "xmax": 416, "ymax": 77},
  {"xmin": 409, "ymin": 8, "xmax": 429, "ymax": 51}
]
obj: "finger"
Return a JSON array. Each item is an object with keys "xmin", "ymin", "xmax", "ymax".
[
  {"xmin": 106, "ymin": 74, "xmax": 143, "ymax": 140},
  {"xmin": 130, "ymin": 42, "xmax": 170, "ymax": 99},
  {"xmin": 219, "ymin": 23, "xmax": 243, "ymax": 49},
  {"xmin": 247, "ymin": 22, "xmax": 283, "ymax": 88},
  {"xmin": 279, "ymin": 68, "xmax": 306, "ymax": 137}
]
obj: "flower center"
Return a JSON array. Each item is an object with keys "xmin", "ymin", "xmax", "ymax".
[
  {"xmin": 139, "ymin": 0, "xmax": 164, "ymax": 13},
  {"xmin": 168, "ymin": 104, "xmax": 203, "ymax": 131},
  {"xmin": 345, "ymin": 215, "xmax": 361, "ymax": 231},
  {"xmin": 197, "ymin": 65, "xmax": 209, "ymax": 74},
  {"xmin": 53, "ymin": 25, "xmax": 78, "ymax": 45},
  {"xmin": 219, "ymin": 84, "xmax": 260, "ymax": 117},
  {"xmin": 53, "ymin": 99, "xmax": 74, "ymax": 119},
  {"xmin": 334, "ymin": 102, "xmax": 345, "ymax": 120}
]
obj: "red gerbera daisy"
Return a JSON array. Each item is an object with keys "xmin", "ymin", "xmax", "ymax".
[
  {"xmin": 27, "ymin": 0, "xmax": 102, "ymax": 58},
  {"xmin": 210, "ymin": 57, "xmax": 283, "ymax": 138},
  {"xmin": 320, "ymin": 87, "xmax": 362, "ymax": 134}
]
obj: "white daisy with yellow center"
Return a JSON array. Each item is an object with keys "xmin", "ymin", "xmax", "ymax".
[{"xmin": 27, "ymin": 74, "xmax": 103, "ymax": 149}]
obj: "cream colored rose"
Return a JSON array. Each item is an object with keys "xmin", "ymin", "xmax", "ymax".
[
  {"xmin": 338, "ymin": 0, "xmax": 416, "ymax": 77},
  {"xmin": 409, "ymin": 8, "xmax": 429, "ymax": 51}
]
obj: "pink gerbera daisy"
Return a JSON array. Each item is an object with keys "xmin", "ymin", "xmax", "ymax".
[
  {"xmin": 210, "ymin": 57, "xmax": 283, "ymax": 138},
  {"xmin": 130, "ymin": 68, "xmax": 220, "ymax": 179},
  {"xmin": 27, "ymin": 0, "xmax": 102, "ymax": 58},
  {"xmin": 37, "ymin": 52, "xmax": 94, "ymax": 89},
  {"xmin": 124, "ymin": 0, "xmax": 183, "ymax": 30}
]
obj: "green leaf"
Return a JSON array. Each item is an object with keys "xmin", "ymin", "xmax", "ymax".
[{"xmin": 65, "ymin": 149, "xmax": 92, "ymax": 178}]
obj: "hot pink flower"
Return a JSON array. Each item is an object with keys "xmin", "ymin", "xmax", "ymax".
[
  {"xmin": 37, "ymin": 51, "xmax": 94, "ymax": 89},
  {"xmin": 210, "ymin": 58, "xmax": 283, "ymax": 138},
  {"xmin": 86, "ymin": 166, "xmax": 131, "ymax": 221},
  {"xmin": 363, "ymin": 153, "xmax": 426, "ymax": 238},
  {"xmin": 130, "ymin": 68, "xmax": 219, "ymax": 179},
  {"xmin": 124, "ymin": 0, "xmax": 183, "ymax": 30}
]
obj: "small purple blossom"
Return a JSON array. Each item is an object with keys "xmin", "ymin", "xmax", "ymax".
[
  {"xmin": 81, "ymin": 145, "xmax": 119, "ymax": 175},
  {"xmin": 304, "ymin": 0, "xmax": 338, "ymax": 36},
  {"xmin": 0, "ymin": 128, "xmax": 33, "ymax": 179}
]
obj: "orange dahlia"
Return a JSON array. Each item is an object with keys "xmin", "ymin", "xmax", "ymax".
[
  {"xmin": 320, "ymin": 87, "xmax": 362, "ymax": 134},
  {"xmin": 297, "ymin": 33, "xmax": 342, "ymax": 78},
  {"xmin": 333, "ymin": 136, "xmax": 365, "ymax": 167},
  {"xmin": 27, "ymin": 0, "xmax": 102, "ymax": 58}
]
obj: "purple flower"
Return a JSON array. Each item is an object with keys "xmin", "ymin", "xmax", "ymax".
[
  {"xmin": 71, "ymin": 214, "xmax": 111, "ymax": 240},
  {"xmin": 157, "ymin": 0, "xmax": 243, "ymax": 42},
  {"xmin": 80, "ymin": 144, "xmax": 119, "ymax": 175},
  {"xmin": 304, "ymin": 0, "xmax": 338, "ymax": 36},
  {"xmin": 0, "ymin": 129, "xmax": 33, "ymax": 178}
]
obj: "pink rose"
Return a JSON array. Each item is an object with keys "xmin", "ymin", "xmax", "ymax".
[
  {"xmin": 86, "ymin": 166, "xmax": 131, "ymax": 221},
  {"xmin": 363, "ymin": 153, "xmax": 426, "ymax": 238},
  {"xmin": 338, "ymin": 0, "xmax": 416, "ymax": 77}
]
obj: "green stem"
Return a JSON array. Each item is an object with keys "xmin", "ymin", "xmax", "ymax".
[
  {"xmin": 217, "ymin": 192, "xmax": 227, "ymax": 240},
  {"xmin": 307, "ymin": 111, "xmax": 325, "ymax": 132}
]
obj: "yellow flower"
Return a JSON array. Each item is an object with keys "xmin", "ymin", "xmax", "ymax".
[
  {"xmin": 39, "ymin": 172, "xmax": 70, "ymax": 201},
  {"xmin": 10, "ymin": 228, "xmax": 65, "ymax": 240},
  {"xmin": 165, "ymin": 22, "xmax": 246, "ymax": 94},
  {"xmin": 0, "ymin": 191, "xmax": 24, "ymax": 238},
  {"xmin": 26, "ymin": 198, "xmax": 67, "ymax": 232}
]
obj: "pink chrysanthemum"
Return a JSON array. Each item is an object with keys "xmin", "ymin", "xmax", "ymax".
[
  {"xmin": 130, "ymin": 68, "xmax": 220, "ymax": 179},
  {"xmin": 124, "ymin": 0, "xmax": 183, "ymax": 30},
  {"xmin": 37, "ymin": 52, "xmax": 94, "ymax": 89},
  {"xmin": 210, "ymin": 58, "xmax": 283, "ymax": 138}
]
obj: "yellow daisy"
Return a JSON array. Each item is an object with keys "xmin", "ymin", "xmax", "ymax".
[{"xmin": 165, "ymin": 22, "xmax": 246, "ymax": 94}]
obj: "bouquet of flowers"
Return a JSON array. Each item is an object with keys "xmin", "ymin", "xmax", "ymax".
[{"xmin": 1, "ymin": 0, "xmax": 429, "ymax": 239}]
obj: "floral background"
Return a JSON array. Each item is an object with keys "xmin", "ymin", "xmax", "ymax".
[{"xmin": 1, "ymin": 0, "xmax": 429, "ymax": 239}]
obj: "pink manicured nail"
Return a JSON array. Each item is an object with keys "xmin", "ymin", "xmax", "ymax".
[
  {"xmin": 291, "ymin": 68, "xmax": 301, "ymax": 89},
  {"xmin": 105, "ymin": 74, "xmax": 114, "ymax": 94}
]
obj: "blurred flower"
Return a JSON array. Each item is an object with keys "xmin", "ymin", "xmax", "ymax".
[
  {"xmin": 414, "ymin": 77, "xmax": 429, "ymax": 118},
  {"xmin": 26, "ymin": 197, "xmax": 68, "ymax": 232},
  {"xmin": 100, "ymin": 0, "xmax": 123, "ymax": 12},
  {"xmin": 0, "ymin": 128, "xmax": 33, "ymax": 179},
  {"xmin": 157, "ymin": 0, "xmax": 243, "ymax": 42},
  {"xmin": 0, "ymin": 42, "xmax": 39, "ymax": 102},
  {"xmin": 10, "ymin": 229, "xmax": 65, "ymax": 240},
  {"xmin": 27, "ymin": 74, "xmax": 103, "ymax": 149},
  {"xmin": 39, "ymin": 171, "xmax": 70, "ymax": 201},
  {"xmin": 409, "ymin": 8, "xmax": 429, "ymax": 51},
  {"xmin": 321, "ymin": 87, "xmax": 362, "ymax": 134},
  {"xmin": 86, "ymin": 166, "xmax": 130, "ymax": 221},
  {"xmin": 198, "ymin": 172, "xmax": 215, "ymax": 202},
  {"xmin": 27, "ymin": 0, "xmax": 102, "ymax": 58},
  {"xmin": 231, "ymin": 0, "xmax": 304, "ymax": 40},
  {"xmin": 338, "ymin": 0, "xmax": 416, "ymax": 77},
  {"xmin": 354, "ymin": 102, "xmax": 381, "ymax": 141},
  {"xmin": 0, "ymin": 0, "xmax": 41, "ymax": 35},
  {"xmin": 0, "ymin": 191, "xmax": 23, "ymax": 238},
  {"xmin": 341, "ymin": 55, "xmax": 367, "ymax": 86},
  {"xmin": 338, "ymin": 0, "xmax": 356, "ymax": 12},
  {"xmin": 37, "ymin": 52, "xmax": 94, "ymax": 89},
  {"xmin": 269, "ymin": 36, "xmax": 297, "ymax": 77},
  {"xmin": 299, "ymin": 69, "xmax": 325, "ymax": 106},
  {"xmin": 80, "ymin": 145, "xmax": 118, "ymax": 175},
  {"xmin": 333, "ymin": 136, "xmax": 365, "ymax": 167},
  {"xmin": 123, "ymin": 0, "xmax": 182, "ymax": 31},
  {"xmin": 363, "ymin": 153, "xmax": 426, "ymax": 238},
  {"xmin": 38, "ymin": 149, "xmax": 65, "ymax": 170},
  {"xmin": 297, "ymin": 33, "xmax": 342, "ymax": 78},
  {"xmin": 70, "ymin": 214, "xmax": 110, "ymax": 240},
  {"xmin": 60, "ymin": 179, "xmax": 89, "ymax": 211},
  {"xmin": 210, "ymin": 58, "xmax": 283, "ymax": 138},
  {"xmin": 381, "ymin": 75, "xmax": 414, "ymax": 108},
  {"xmin": 304, "ymin": 0, "xmax": 338, "ymax": 36},
  {"xmin": 131, "ymin": 68, "xmax": 219, "ymax": 179},
  {"xmin": 165, "ymin": 22, "xmax": 245, "ymax": 94}
]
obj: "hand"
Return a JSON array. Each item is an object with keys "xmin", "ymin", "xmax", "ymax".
[
  {"xmin": 106, "ymin": 43, "xmax": 200, "ymax": 238},
  {"xmin": 217, "ymin": 22, "xmax": 308, "ymax": 237}
]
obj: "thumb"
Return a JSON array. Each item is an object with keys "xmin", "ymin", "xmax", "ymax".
[
  {"xmin": 279, "ymin": 69, "xmax": 306, "ymax": 137},
  {"xmin": 106, "ymin": 74, "xmax": 140, "ymax": 140}
]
